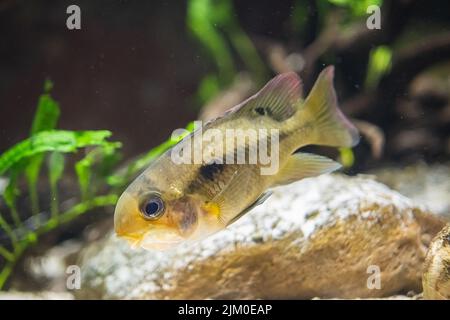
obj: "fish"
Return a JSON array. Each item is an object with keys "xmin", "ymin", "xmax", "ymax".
[{"xmin": 114, "ymin": 66, "xmax": 359, "ymax": 250}]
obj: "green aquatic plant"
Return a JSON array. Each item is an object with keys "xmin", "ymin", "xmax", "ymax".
[
  {"xmin": 0, "ymin": 83, "xmax": 122, "ymax": 288},
  {"xmin": 327, "ymin": 0, "xmax": 382, "ymax": 17},
  {"xmin": 365, "ymin": 45, "xmax": 392, "ymax": 90},
  {"xmin": 187, "ymin": 0, "xmax": 267, "ymax": 103},
  {"xmin": 0, "ymin": 83, "xmax": 194, "ymax": 289},
  {"xmin": 338, "ymin": 147, "xmax": 355, "ymax": 168},
  {"xmin": 26, "ymin": 80, "xmax": 60, "ymax": 216}
]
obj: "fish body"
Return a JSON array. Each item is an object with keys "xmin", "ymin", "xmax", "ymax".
[{"xmin": 114, "ymin": 66, "xmax": 359, "ymax": 250}]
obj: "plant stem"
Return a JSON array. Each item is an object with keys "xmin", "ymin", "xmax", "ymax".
[
  {"xmin": 39, "ymin": 194, "xmax": 118, "ymax": 234},
  {"xmin": 29, "ymin": 181, "xmax": 40, "ymax": 215},
  {"xmin": 59, "ymin": 194, "xmax": 118, "ymax": 225},
  {"xmin": 0, "ymin": 242, "xmax": 25, "ymax": 289},
  {"xmin": 0, "ymin": 263, "xmax": 14, "ymax": 289},
  {"xmin": 0, "ymin": 214, "xmax": 18, "ymax": 247},
  {"xmin": 226, "ymin": 25, "xmax": 267, "ymax": 85},
  {"xmin": 0, "ymin": 194, "xmax": 118, "ymax": 290},
  {"xmin": 50, "ymin": 183, "xmax": 59, "ymax": 219},
  {"xmin": 9, "ymin": 205, "xmax": 22, "ymax": 229},
  {"xmin": 0, "ymin": 246, "xmax": 14, "ymax": 262},
  {"xmin": 0, "ymin": 215, "xmax": 14, "ymax": 238}
]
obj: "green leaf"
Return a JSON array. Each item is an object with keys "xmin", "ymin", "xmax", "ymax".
[
  {"xmin": 75, "ymin": 142, "xmax": 121, "ymax": 200},
  {"xmin": 48, "ymin": 152, "xmax": 65, "ymax": 218},
  {"xmin": 187, "ymin": 0, "xmax": 235, "ymax": 86},
  {"xmin": 291, "ymin": 1, "xmax": 309, "ymax": 34},
  {"xmin": 30, "ymin": 91, "xmax": 60, "ymax": 135},
  {"xmin": 0, "ymin": 79, "xmax": 124, "ymax": 290},
  {"xmin": 339, "ymin": 147, "xmax": 355, "ymax": 168},
  {"xmin": 328, "ymin": 0, "xmax": 382, "ymax": 16},
  {"xmin": 197, "ymin": 74, "xmax": 220, "ymax": 103},
  {"xmin": 365, "ymin": 45, "xmax": 392, "ymax": 89},
  {"xmin": 43, "ymin": 79, "xmax": 54, "ymax": 93},
  {"xmin": 25, "ymin": 155, "xmax": 44, "ymax": 215},
  {"xmin": 26, "ymin": 81, "xmax": 61, "ymax": 215},
  {"xmin": 48, "ymin": 152, "xmax": 65, "ymax": 187},
  {"xmin": 0, "ymin": 130, "xmax": 113, "ymax": 176},
  {"xmin": 3, "ymin": 163, "xmax": 26, "ymax": 228},
  {"xmin": 75, "ymin": 153, "xmax": 94, "ymax": 201}
]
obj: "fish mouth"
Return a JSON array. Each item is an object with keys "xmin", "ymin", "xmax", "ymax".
[
  {"xmin": 116, "ymin": 233, "xmax": 143, "ymax": 249},
  {"xmin": 140, "ymin": 240, "xmax": 182, "ymax": 251},
  {"xmin": 138, "ymin": 230, "xmax": 184, "ymax": 251},
  {"xmin": 117, "ymin": 229, "xmax": 184, "ymax": 251}
]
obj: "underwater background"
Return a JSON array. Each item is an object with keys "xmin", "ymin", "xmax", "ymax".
[{"xmin": 0, "ymin": 0, "xmax": 449, "ymax": 299}]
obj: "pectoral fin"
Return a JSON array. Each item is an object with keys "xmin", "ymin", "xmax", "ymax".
[
  {"xmin": 272, "ymin": 152, "xmax": 341, "ymax": 187},
  {"xmin": 202, "ymin": 167, "xmax": 252, "ymax": 226},
  {"xmin": 226, "ymin": 191, "xmax": 272, "ymax": 227}
]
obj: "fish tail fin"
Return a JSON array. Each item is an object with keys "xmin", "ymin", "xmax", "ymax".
[{"xmin": 296, "ymin": 66, "xmax": 359, "ymax": 148}]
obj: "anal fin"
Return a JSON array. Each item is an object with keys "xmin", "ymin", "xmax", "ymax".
[{"xmin": 272, "ymin": 152, "xmax": 341, "ymax": 187}]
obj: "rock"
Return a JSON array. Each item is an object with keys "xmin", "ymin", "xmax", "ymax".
[
  {"xmin": 422, "ymin": 224, "xmax": 450, "ymax": 300},
  {"xmin": 23, "ymin": 240, "xmax": 83, "ymax": 292},
  {"xmin": 314, "ymin": 293, "xmax": 422, "ymax": 300},
  {"xmin": 372, "ymin": 163, "xmax": 450, "ymax": 218},
  {"xmin": 76, "ymin": 174, "xmax": 445, "ymax": 299},
  {"xmin": 0, "ymin": 291, "xmax": 74, "ymax": 300}
]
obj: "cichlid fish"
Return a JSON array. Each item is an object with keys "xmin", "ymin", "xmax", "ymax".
[{"xmin": 114, "ymin": 66, "xmax": 359, "ymax": 250}]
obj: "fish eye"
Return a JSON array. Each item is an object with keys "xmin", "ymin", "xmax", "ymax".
[{"xmin": 140, "ymin": 195, "xmax": 165, "ymax": 220}]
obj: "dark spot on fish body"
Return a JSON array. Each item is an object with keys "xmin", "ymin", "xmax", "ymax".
[
  {"xmin": 254, "ymin": 107, "xmax": 267, "ymax": 116},
  {"xmin": 252, "ymin": 105, "xmax": 294, "ymax": 122},
  {"xmin": 199, "ymin": 162, "xmax": 225, "ymax": 181}
]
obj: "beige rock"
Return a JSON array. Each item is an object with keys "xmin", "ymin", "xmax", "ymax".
[
  {"xmin": 77, "ymin": 174, "xmax": 445, "ymax": 299},
  {"xmin": 372, "ymin": 163, "xmax": 450, "ymax": 219},
  {"xmin": 0, "ymin": 291, "xmax": 74, "ymax": 300},
  {"xmin": 423, "ymin": 224, "xmax": 450, "ymax": 300}
]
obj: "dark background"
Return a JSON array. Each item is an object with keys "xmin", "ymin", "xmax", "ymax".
[{"xmin": 0, "ymin": 0, "xmax": 449, "ymax": 164}]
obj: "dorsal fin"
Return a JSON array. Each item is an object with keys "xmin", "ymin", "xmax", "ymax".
[{"xmin": 232, "ymin": 72, "xmax": 303, "ymax": 122}]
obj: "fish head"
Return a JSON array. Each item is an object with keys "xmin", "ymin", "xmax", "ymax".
[{"xmin": 114, "ymin": 177, "xmax": 203, "ymax": 251}]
